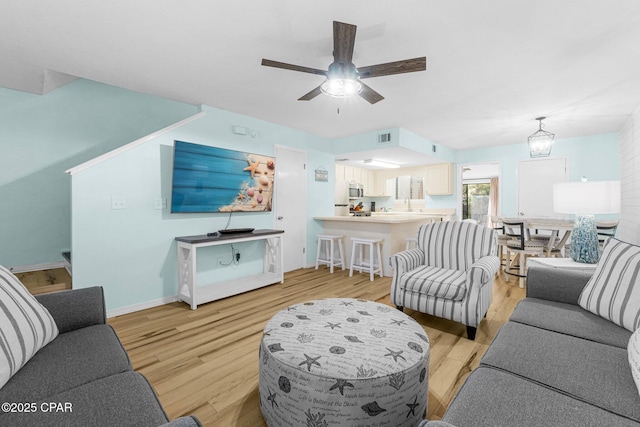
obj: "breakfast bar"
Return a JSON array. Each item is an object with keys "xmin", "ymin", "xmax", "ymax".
[{"xmin": 313, "ymin": 214, "xmax": 445, "ymax": 276}]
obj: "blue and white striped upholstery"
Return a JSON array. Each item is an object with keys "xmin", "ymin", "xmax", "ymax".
[
  {"xmin": 401, "ymin": 265, "xmax": 467, "ymax": 301},
  {"xmin": 390, "ymin": 221, "xmax": 499, "ymax": 337}
]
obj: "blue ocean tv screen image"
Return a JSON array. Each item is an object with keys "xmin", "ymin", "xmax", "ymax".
[{"xmin": 170, "ymin": 140, "xmax": 275, "ymax": 213}]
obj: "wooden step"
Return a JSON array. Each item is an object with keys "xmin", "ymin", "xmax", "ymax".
[{"xmin": 28, "ymin": 283, "xmax": 71, "ymax": 295}]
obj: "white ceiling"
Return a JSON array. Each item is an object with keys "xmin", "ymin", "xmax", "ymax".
[{"xmin": 2, "ymin": 0, "xmax": 640, "ymax": 156}]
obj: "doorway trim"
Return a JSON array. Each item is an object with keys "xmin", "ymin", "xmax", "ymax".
[{"xmin": 456, "ymin": 162, "xmax": 502, "ymax": 222}]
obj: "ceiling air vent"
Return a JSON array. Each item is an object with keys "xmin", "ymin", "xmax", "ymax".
[{"xmin": 377, "ymin": 132, "xmax": 392, "ymax": 144}]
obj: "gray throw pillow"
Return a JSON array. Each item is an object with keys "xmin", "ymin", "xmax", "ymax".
[{"xmin": 630, "ymin": 328, "xmax": 640, "ymax": 397}]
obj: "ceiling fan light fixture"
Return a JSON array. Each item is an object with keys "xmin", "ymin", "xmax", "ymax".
[
  {"xmin": 528, "ymin": 116, "xmax": 554, "ymax": 158},
  {"xmin": 320, "ymin": 78, "xmax": 362, "ymax": 98},
  {"xmin": 320, "ymin": 61, "xmax": 362, "ymax": 98},
  {"xmin": 262, "ymin": 21, "xmax": 426, "ymax": 103}
]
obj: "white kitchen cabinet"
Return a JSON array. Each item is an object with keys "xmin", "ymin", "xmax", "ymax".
[
  {"xmin": 353, "ymin": 167, "xmax": 362, "ymax": 184},
  {"xmin": 363, "ymin": 170, "xmax": 373, "ymax": 196},
  {"xmin": 425, "ymin": 163, "xmax": 454, "ymax": 195},
  {"xmin": 346, "ymin": 166, "xmax": 363, "ymax": 183},
  {"xmin": 336, "ymin": 164, "xmax": 389, "ymax": 196},
  {"xmin": 367, "ymin": 170, "xmax": 388, "ymax": 196},
  {"xmin": 335, "ymin": 164, "xmax": 346, "ymax": 182},
  {"xmin": 344, "ymin": 166, "xmax": 353, "ymax": 182},
  {"xmin": 373, "ymin": 171, "xmax": 388, "ymax": 196}
]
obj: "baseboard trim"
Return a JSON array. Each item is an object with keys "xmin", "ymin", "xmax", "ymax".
[
  {"xmin": 107, "ymin": 295, "xmax": 178, "ymax": 318},
  {"xmin": 9, "ymin": 262, "xmax": 67, "ymax": 274}
]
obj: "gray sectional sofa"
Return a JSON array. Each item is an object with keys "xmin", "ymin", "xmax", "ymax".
[
  {"xmin": 0, "ymin": 286, "xmax": 201, "ymax": 427},
  {"xmin": 423, "ymin": 266, "xmax": 639, "ymax": 427}
]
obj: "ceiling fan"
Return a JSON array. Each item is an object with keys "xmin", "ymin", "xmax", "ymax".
[{"xmin": 261, "ymin": 21, "xmax": 426, "ymax": 104}]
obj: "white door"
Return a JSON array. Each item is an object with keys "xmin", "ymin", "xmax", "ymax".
[
  {"xmin": 275, "ymin": 146, "xmax": 307, "ymax": 272},
  {"xmin": 517, "ymin": 158, "xmax": 568, "ymax": 217}
]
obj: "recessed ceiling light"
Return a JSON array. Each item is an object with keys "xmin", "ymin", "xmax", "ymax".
[{"xmin": 364, "ymin": 159, "xmax": 400, "ymax": 169}]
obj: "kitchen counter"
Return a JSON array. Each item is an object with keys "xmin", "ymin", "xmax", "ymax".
[
  {"xmin": 314, "ymin": 214, "xmax": 445, "ymax": 276},
  {"xmin": 314, "ymin": 214, "xmax": 445, "ymax": 224}
]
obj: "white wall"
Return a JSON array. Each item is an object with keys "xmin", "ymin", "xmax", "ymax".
[{"xmin": 618, "ymin": 105, "xmax": 640, "ymax": 244}]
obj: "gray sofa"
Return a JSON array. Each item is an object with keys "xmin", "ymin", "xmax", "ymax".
[
  {"xmin": 422, "ymin": 267, "xmax": 639, "ymax": 427},
  {"xmin": 0, "ymin": 286, "xmax": 201, "ymax": 427}
]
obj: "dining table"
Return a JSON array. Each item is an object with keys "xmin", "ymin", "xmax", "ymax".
[
  {"xmin": 523, "ymin": 217, "xmax": 574, "ymax": 255},
  {"xmin": 498, "ymin": 217, "xmax": 575, "ymax": 287},
  {"xmin": 499, "ymin": 217, "xmax": 574, "ymax": 259}
]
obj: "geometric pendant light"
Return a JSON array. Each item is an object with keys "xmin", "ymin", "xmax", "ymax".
[{"xmin": 528, "ymin": 116, "xmax": 554, "ymax": 158}]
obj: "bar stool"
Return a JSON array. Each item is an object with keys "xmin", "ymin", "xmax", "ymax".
[
  {"xmin": 349, "ymin": 238, "xmax": 383, "ymax": 281},
  {"xmin": 405, "ymin": 237, "xmax": 418, "ymax": 250},
  {"xmin": 315, "ymin": 234, "xmax": 345, "ymax": 273}
]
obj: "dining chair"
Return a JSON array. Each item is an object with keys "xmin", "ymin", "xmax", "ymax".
[
  {"xmin": 546, "ymin": 230, "xmax": 573, "ymax": 258},
  {"xmin": 596, "ymin": 221, "xmax": 619, "ymax": 250},
  {"xmin": 502, "ymin": 219, "xmax": 546, "ymax": 288},
  {"xmin": 491, "ymin": 216, "xmax": 509, "ymax": 268}
]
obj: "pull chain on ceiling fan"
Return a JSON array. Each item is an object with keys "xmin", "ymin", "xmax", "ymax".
[{"xmin": 262, "ymin": 21, "xmax": 426, "ymax": 104}]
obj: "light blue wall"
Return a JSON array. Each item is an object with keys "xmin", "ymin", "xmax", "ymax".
[
  {"xmin": 70, "ymin": 105, "xmax": 334, "ymax": 312},
  {"xmin": 456, "ymin": 132, "xmax": 620, "ymax": 217},
  {"xmin": 399, "ymin": 128, "xmax": 456, "ymax": 162},
  {"xmin": 332, "ymin": 127, "xmax": 401, "ymax": 153},
  {"xmin": 368, "ymin": 132, "xmax": 620, "ymax": 214},
  {"xmin": 5, "ymin": 75, "xmax": 621, "ymax": 314},
  {"xmin": 306, "ymin": 133, "xmax": 337, "ymax": 256},
  {"xmin": 0, "ymin": 79, "xmax": 199, "ymax": 268}
]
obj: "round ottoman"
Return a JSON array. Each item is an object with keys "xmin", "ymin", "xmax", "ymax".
[{"xmin": 259, "ymin": 298, "xmax": 429, "ymax": 427}]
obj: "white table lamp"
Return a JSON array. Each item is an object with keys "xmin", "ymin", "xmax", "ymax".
[{"xmin": 553, "ymin": 180, "xmax": 620, "ymax": 263}]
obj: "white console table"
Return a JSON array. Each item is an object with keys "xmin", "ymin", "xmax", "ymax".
[{"xmin": 176, "ymin": 229, "xmax": 284, "ymax": 310}]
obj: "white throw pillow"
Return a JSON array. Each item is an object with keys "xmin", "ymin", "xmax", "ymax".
[
  {"xmin": 578, "ymin": 238, "xmax": 640, "ymax": 332},
  {"xmin": 0, "ymin": 265, "xmax": 58, "ymax": 388},
  {"xmin": 630, "ymin": 328, "xmax": 640, "ymax": 397}
]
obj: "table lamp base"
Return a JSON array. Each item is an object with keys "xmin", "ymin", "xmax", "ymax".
[{"xmin": 570, "ymin": 215, "xmax": 600, "ymax": 264}]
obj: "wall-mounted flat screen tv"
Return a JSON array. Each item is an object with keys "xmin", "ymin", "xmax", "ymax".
[{"xmin": 171, "ymin": 140, "xmax": 275, "ymax": 213}]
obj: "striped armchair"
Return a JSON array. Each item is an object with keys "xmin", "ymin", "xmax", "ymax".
[{"xmin": 390, "ymin": 221, "xmax": 499, "ymax": 340}]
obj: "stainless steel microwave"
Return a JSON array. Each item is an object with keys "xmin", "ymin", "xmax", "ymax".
[{"xmin": 348, "ymin": 182, "xmax": 363, "ymax": 198}]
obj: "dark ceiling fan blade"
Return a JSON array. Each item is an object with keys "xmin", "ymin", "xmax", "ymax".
[
  {"xmin": 358, "ymin": 57, "xmax": 426, "ymax": 79},
  {"xmin": 333, "ymin": 21, "xmax": 357, "ymax": 64},
  {"xmin": 261, "ymin": 59, "xmax": 327, "ymax": 76},
  {"xmin": 358, "ymin": 82, "xmax": 384, "ymax": 104},
  {"xmin": 298, "ymin": 85, "xmax": 323, "ymax": 101}
]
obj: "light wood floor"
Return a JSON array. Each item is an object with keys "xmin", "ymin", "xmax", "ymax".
[{"xmin": 108, "ymin": 267, "xmax": 525, "ymax": 426}]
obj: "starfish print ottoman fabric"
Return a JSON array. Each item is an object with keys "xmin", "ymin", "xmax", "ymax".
[{"xmin": 259, "ymin": 298, "xmax": 429, "ymax": 426}]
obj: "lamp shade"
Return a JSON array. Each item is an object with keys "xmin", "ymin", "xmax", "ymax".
[{"xmin": 553, "ymin": 181, "xmax": 621, "ymax": 215}]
